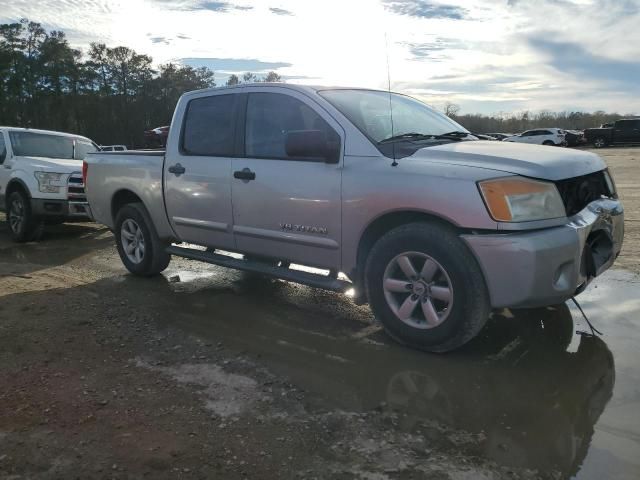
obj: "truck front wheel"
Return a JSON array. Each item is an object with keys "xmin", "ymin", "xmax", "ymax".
[
  {"xmin": 593, "ymin": 137, "xmax": 607, "ymax": 148},
  {"xmin": 115, "ymin": 203, "xmax": 170, "ymax": 276},
  {"xmin": 6, "ymin": 190, "xmax": 44, "ymax": 243},
  {"xmin": 365, "ymin": 222, "xmax": 490, "ymax": 353}
]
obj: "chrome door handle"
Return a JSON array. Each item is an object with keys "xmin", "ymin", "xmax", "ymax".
[
  {"xmin": 233, "ymin": 168, "xmax": 256, "ymax": 181},
  {"xmin": 168, "ymin": 163, "xmax": 186, "ymax": 175}
]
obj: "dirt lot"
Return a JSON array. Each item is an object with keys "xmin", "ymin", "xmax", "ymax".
[{"xmin": 0, "ymin": 147, "xmax": 639, "ymax": 479}]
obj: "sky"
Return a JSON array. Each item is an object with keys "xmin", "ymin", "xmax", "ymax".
[{"xmin": 1, "ymin": 0, "xmax": 639, "ymax": 115}]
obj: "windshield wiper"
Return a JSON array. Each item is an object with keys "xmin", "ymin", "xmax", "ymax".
[
  {"xmin": 378, "ymin": 132, "xmax": 433, "ymax": 144},
  {"xmin": 431, "ymin": 131, "xmax": 471, "ymax": 140},
  {"xmin": 379, "ymin": 131, "xmax": 471, "ymax": 144}
]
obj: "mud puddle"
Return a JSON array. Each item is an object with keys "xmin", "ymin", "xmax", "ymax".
[{"xmin": 120, "ymin": 265, "xmax": 640, "ymax": 480}]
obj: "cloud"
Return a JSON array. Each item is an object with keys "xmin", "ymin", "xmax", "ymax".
[
  {"xmin": 527, "ymin": 35, "xmax": 640, "ymax": 90},
  {"xmin": 195, "ymin": 1, "xmax": 253, "ymax": 12},
  {"xmin": 155, "ymin": 1, "xmax": 253, "ymax": 12},
  {"xmin": 404, "ymin": 37, "xmax": 467, "ymax": 61},
  {"xmin": 180, "ymin": 57, "xmax": 292, "ymax": 72},
  {"xmin": 382, "ymin": 0, "xmax": 468, "ymax": 19},
  {"xmin": 269, "ymin": 7, "xmax": 293, "ymax": 16},
  {"xmin": 150, "ymin": 36, "xmax": 171, "ymax": 45}
]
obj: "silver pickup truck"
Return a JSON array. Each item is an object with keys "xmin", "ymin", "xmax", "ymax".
[{"xmin": 85, "ymin": 84, "xmax": 624, "ymax": 352}]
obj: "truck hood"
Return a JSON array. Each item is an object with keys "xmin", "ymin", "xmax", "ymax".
[
  {"xmin": 17, "ymin": 156, "xmax": 83, "ymax": 173},
  {"xmin": 411, "ymin": 141, "xmax": 605, "ymax": 181}
]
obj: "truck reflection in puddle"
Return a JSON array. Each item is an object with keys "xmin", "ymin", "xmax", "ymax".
[{"xmin": 140, "ymin": 272, "xmax": 614, "ymax": 478}]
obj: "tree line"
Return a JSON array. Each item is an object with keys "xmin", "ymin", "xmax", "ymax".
[
  {"xmin": 0, "ymin": 19, "xmax": 281, "ymax": 147},
  {"xmin": 443, "ymin": 102, "xmax": 628, "ymax": 134}
]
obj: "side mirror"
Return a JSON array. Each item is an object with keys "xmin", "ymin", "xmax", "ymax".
[
  {"xmin": 285, "ymin": 130, "xmax": 340, "ymax": 164},
  {"xmin": 0, "ymin": 149, "xmax": 6, "ymax": 164}
]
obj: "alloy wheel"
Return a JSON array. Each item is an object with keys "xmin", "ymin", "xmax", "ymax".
[
  {"xmin": 8, "ymin": 198, "xmax": 24, "ymax": 234},
  {"xmin": 121, "ymin": 218, "xmax": 145, "ymax": 264},
  {"xmin": 382, "ymin": 252, "xmax": 454, "ymax": 329}
]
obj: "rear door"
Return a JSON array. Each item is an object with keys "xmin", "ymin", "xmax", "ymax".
[
  {"xmin": 230, "ymin": 88, "xmax": 343, "ymax": 269},
  {"xmin": 632, "ymin": 120, "xmax": 640, "ymax": 143},
  {"xmin": 613, "ymin": 120, "xmax": 635, "ymax": 143},
  {"xmin": 163, "ymin": 91, "xmax": 238, "ymax": 250}
]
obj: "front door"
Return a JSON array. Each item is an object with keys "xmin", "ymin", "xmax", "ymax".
[
  {"xmin": 231, "ymin": 89, "xmax": 343, "ymax": 270},
  {"xmin": 164, "ymin": 91, "xmax": 237, "ymax": 250}
]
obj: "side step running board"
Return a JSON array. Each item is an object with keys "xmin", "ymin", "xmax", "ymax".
[{"xmin": 166, "ymin": 245, "xmax": 352, "ymax": 293}]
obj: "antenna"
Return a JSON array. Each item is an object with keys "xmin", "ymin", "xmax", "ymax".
[{"xmin": 385, "ymin": 33, "xmax": 398, "ymax": 166}]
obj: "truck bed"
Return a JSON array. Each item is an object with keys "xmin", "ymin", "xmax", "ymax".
[{"xmin": 85, "ymin": 149, "xmax": 172, "ymax": 237}]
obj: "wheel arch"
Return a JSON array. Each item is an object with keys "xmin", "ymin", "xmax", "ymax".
[
  {"xmin": 353, "ymin": 210, "xmax": 460, "ymax": 291},
  {"xmin": 4, "ymin": 178, "xmax": 32, "ymax": 211},
  {"xmin": 6, "ymin": 178, "xmax": 31, "ymax": 198},
  {"xmin": 111, "ymin": 189, "xmax": 144, "ymax": 223}
]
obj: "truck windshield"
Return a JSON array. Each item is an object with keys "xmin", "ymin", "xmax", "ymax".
[
  {"xmin": 9, "ymin": 131, "xmax": 96, "ymax": 159},
  {"xmin": 319, "ymin": 89, "xmax": 470, "ymax": 144}
]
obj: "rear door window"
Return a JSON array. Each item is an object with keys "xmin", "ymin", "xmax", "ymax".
[{"xmin": 182, "ymin": 94, "xmax": 237, "ymax": 156}]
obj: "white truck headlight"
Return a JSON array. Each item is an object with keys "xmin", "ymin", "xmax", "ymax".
[
  {"xmin": 34, "ymin": 171, "xmax": 66, "ymax": 194},
  {"xmin": 479, "ymin": 177, "xmax": 566, "ymax": 222}
]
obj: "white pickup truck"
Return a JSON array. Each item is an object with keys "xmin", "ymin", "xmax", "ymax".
[
  {"xmin": 85, "ymin": 84, "xmax": 624, "ymax": 352},
  {"xmin": 0, "ymin": 127, "xmax": 97, "ymax": 241}
]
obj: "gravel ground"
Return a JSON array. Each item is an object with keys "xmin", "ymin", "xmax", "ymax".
[{"xmin": 0, "ymin": 146, "xmax": 638, "ymax": 479}]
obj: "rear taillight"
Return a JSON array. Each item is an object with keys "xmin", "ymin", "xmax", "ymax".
[{"xmin": 82, "ymin": 161, "xmax": 88, "ymax": 185}]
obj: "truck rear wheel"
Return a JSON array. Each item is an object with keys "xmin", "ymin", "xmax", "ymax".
[
  {"xmin": 115, "ymin": 203, "xmax": 170, "ymax": 276},
  {"xmin": 6, "ymin": 190, "xmax": 44, "ymax": 243},
  {"xmin": 365, "ymin": 222, "xmax": 490, "ymax": 353}
]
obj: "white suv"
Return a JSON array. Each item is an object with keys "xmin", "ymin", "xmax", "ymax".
[
  {"xmin": 504, "ymin": 128, "xmax": 566, "ymax": 146},
  {"xmin": 0, "ymin": 127, "xmax": 98, "ymax": 242}
]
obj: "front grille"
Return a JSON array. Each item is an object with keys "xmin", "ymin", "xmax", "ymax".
[
  {"xmin": 67, "ymin": 172, "xmax": 86, "ymax": 202},
  {"xmin": 555, "ymin": 170, "xmax": 613, "ymax": 217}
]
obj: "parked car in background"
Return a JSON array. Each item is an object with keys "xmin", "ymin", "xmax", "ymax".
[
  {"xmin": 584, "ymin": 119, "xmax": 640, "ymax": 148},
  {"xmin": 101, "ymin": 145, "xmax": 127, "ymax": 152},
  {"xmin": 85, "ymin": 84, "xmax": 623, "ymax": 353},
  {"xmin": 485, "ymin": 133, "xmax": 512, "ymax": 141},
  {"xmin": 472, "ymin": 133, "xmax": 498, "ymax": 141},
  {"xmin": 563, "ymin": 130, "xmax": 585, "ymax": 147},
  {"xmin": 504, "ymin": 128, "xmax": 566, "ymax": 146},
  {"xmin": 144, "ymin": 126, "xmax": 169, "ymax": 148},
  {"xmin": 0, "ymin": 127, "xmax": 96, "ymax": 241}
]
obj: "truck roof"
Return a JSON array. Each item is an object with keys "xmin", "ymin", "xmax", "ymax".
[
  {"xmin": 0, "ymin": 126, "xmax": 93, "ymax": 142},
  {"xmin": 181, "ymin": 83, "xmax": 392, "ymax": 98}
]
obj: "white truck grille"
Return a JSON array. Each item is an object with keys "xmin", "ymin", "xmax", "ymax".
[{"xmin": 67, "ymin": 172, "xmax": 86, "ymax": 202}]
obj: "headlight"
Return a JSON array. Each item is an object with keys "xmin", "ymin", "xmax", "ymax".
[
  {"xmin": 478, "ymin": 177, "xmax": 566, "ymax": 222},
  {"xmin": 34, "ymin": 171, "xmax": 66, "ymax": 194}
]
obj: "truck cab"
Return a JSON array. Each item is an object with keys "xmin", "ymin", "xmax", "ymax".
[
  {"xmin": 585, "ymin": 118, "xmax": 640, "ymax": 148},
  {"xmin": 0, "ymin": 127, "xmax": 97, "ymax": 241}
]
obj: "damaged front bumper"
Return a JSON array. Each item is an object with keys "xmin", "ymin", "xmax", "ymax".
[{"xmin": 462, "ymin": 198, "xmax": 624, "ymax": 309}]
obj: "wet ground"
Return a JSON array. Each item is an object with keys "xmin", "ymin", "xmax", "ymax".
[{"xmin": 0, "ymin": 147, "xmax": 639, "ymax": 479}]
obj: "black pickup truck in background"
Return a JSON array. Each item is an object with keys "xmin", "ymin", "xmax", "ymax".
[{"xmin": 584, "ymin": 118, "xmax": 640, "ymax": 148}]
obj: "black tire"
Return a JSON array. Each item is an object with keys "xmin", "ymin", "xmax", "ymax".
[
  {"xmin": 542, "ymin": 140, "xmax": 555, "ymax": 146},
  {"xmin": 365, "ymin": 222, "xmax": 490, "ymax": 353},
  {"xmin": 6, "ymin": 190, "xmax": 44, "ymax": 243},
  {"xmin": 114, "ymin": 202, "xmax": 170, "ymax": 276},
  {"xmin": 593, "ymin": 136, "xmax": 607, "ymax": 148}
]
